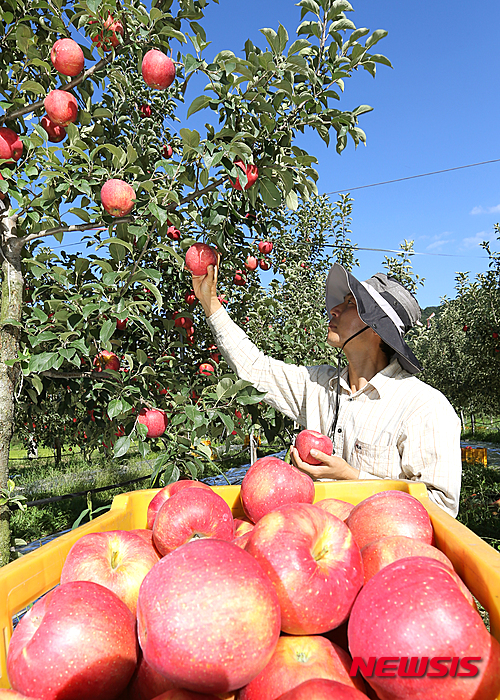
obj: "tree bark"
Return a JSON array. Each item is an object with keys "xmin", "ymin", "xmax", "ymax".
[{"xmin": 0, "ymin": 207, "xmax": 22, "ymax": 566}]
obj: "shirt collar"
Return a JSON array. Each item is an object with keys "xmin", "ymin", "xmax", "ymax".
[{"xmin": 329, "ymin": 356, "xmax": 403, "ymax": 396}]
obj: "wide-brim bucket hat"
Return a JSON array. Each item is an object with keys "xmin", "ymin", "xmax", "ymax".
[{"xmin": 325, "ymin": 263, "xmax": 422, "ymax": 374}]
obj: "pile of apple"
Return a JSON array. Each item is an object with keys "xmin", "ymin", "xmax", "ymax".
[{"xmin": 5, "ymin": 428, "xmax": 500, "ymax": 700}]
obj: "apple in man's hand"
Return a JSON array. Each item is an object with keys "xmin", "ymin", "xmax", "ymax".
[
  {"xmin": 295, "ymin": 429, "xmax": 333, "ymax": 465},
  {"xmin": 185, "ymin": 243, "xmax": 217, "ymax": 276}
]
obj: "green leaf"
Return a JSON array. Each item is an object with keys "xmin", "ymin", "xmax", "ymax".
[
  {"xmin": 187, "ymin": 95, "xmax": 212, "ymax": 118},
  {"xmin": 148, "ymin": 202, "xmax": 170, "ymax": 226},
  {"xmin": 100, "ymin": 319, "xmax": 115, "ymax": 343},
  {"xmin": 21, "ymin": 80, "xmax": 46, "ymax": 95},
  {"xmin": 215, "ymin": 410, "xmax": 234, "ymax": 434},
  {"xmin": 108, "ymin": 398, "xmax": 123, "ymax": 419},
  {"xmin": 180, "ymin": 128, "xmax": 200, "ymax": 149},
  {"xmin": 285, "ymin": 189, "xmax": 299, "ymax": 211},
  {"xmin": 216, "ymin": 377, "xmax": 234, "ymax": 400},
  {"xmin": 114, "ymin": 436, "xmax": 131, "ymax": 458},
  {"xmin": 259, "ymin": 178, "xmax": 282, "ymax": 208},
  {"xmin": 31, "ymin": 375, "xmax": 43, "ymax": 395},
  {"xmin": 365, "ymin": 29, "xmax": 388, "ymax": 50}
]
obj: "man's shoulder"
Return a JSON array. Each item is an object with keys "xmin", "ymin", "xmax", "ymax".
[
  {"xmin": 306, "ymin": 363, "xmax": 338, "ymax": 386},
  {"xmin": 390, "ymin": 370, "xmax": 457, "ymax": 415}
]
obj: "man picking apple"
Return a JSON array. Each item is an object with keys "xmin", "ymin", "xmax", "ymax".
[{"xmin": 191, "ymin": 261, "xmax": 461, "ymax": 517}]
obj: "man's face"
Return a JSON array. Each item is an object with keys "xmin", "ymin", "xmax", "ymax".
[{"xmin": 327, "ymin": 293, "xmax": 368, "ymax": 348}]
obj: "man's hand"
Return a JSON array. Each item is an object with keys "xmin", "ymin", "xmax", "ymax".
[
  {"xmin": 290, "ymin": 446, "xmax": 360, "ymax": 481},
  {"xmin": 192, "ymin": 256, "xmax": 221, "ymax": 318}
]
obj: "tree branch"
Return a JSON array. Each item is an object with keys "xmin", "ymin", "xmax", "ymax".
[
  {"xmin": 20, "ymin": 217, "xmax": 133, "ymax": 245},
  {"xmin": 40, "ymin": 369, "xmax": 117, "ymax": 379},
  {"xmin": 178, "ymin": 178, "xmax": 226, "ymax": 207}
]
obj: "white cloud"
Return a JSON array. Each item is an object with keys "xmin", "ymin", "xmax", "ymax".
[
  {"xmin": 460, "ymin": 231, "xmax": 490, "ymax": 250},
  {"xmin": 424, "ymin": 233, "xmax": 454, "ymax": 251},
  {"xmin": 470, "ymin": 204, "xmax": 500, "ymax": 215}
]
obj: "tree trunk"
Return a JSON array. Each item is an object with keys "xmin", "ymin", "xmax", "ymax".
[
  {"xmin": 0, "ymin": 210, "xmax": 22, "ymax": 567},
  {"xmin": 460, "ymin": 410, "xmax": 465, "ymax": 432},
  {"xmin": 471, "ymin": 412, "xmax": 475, "ymax": 436},
  {"xmin": 54, "ymin": 436, "xmax": 62, "ymax": 466}
]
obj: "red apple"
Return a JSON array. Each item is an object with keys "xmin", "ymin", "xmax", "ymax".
[
  {"xmin": 92, "ymin": 13, "xmax": 124, "ymax": 51},
  {"xmin": 146, "ymin": 480, "xmax": 213, "ymax": 529},
  {"xmin": 0, "ymin": 174, "xmax": 6, "ymax": 200},
  {"xmin": 314, "ymin": 497, "xmax": 354, "ymax": 521},
  {"xmin": 116, "ymin": 317, "xmax": 128, "ymax": 330},
  {"xmin": 101, "ymin": 178, "xmax": 136, "ymax": 216},
  {"xmin": 346, "ymin": 490, "xmax": 434, "ymax": 549},
  {"xmin": 137, "ymin": 539, "xmax": 281, "ymax": 694},
  {"xmin": 231, "ymin": 161, "xmax": 259, "ymax": 191},
  {"xmin": 245, "ymin": 256, "xmax": 258, "ymax": 271},
  {"xmin": 259, "ymin": 259, "xmax": 271, "ymax": 271},
  {"xmin": 40, "ymin": 114, "xmax": 66, "ymax": 143},
  {"xmin": 233, "ymin": 269, "xmax": 247, "ymax": 286},
  {"xmin": 239, "ymin": 635, "xmax": 365, "ymax": 700},
  {"xmin": 125, "ymin": 652, "xmax": 177, "ymax": 700},
  {"xmin": 137, "ymin": 407, "xmax": 168, "ymax": 438},
  {"xmin": 234, "ymin": 518, "xmax": 254, "ymax": 537},
  {"xmin": 258, "ymin": 240, "xmax": 273, "ymax": 254},
  {"xmin": 50, "ymin": 38, "xmax": 84, "ymax": 76},
  {"xmin": 60, "ymin": 529, "xmax": 160, "ymax": 614},
  {"xmin": 199, "ymin": 362, "xmax": 214, "ymax": 375},
  {"xmin": 140, "ymin": 103, "xmax": 152, "ymax": 117},
  {"xmin": 184, "ymin": 290, "xmax": 196, "ymax": 305},
  {"xmin": 152, "ymin": 487, "xmax": 234, "ymax": 555},
  {"xmin": 246, "ymin": 503, "xmax": 363, "ymax": 634},
  {"xmin": 163, "ymin": 144, "xmax": 173, "ymax": 158},
  {"xmin": 185, "ymin": 242, "xmax": 217, "ymax": 275},
  {"xmin": 44, "ymin": 89, "xmax": 78, "ymax": 126},
  {"xmin": 275, "ymin": 679, "xmax": 369, "ymax": 700},
  {"xmin": 0, "ymin": 691, "xmax": 34, "ymax": 699},
  {"xmin": 153, "ymin": 692, "xmax": 220, "ymax": 700},
  {"xmin": 173, "ymin": 313, "xmax": 193, "ymax": 329},
  {"xmin": 167, "ymin": 225, "xmax": 180, "ymax": 240},
  {"xmin": 93, "ymin": 349, "xmax": 120, "ymax": 372},
  {"xmin": 7, "ymin": 581, "xmax": 137, "ymax": 700},
  {"xmin": 240, "ymin": 455, "xmax": 315, "ymax": 523},
  {"xmin": 0, "ymin": 127, "xmax": 23, "ymax": 162},
  {"xmin": 142, "ymin": 49, "xmax": 176, "ymax": 89},
  {"xmin": 233, "ymin": 530, "xmax": 253, "ymax": 549},
  {"xmin": 295, "ymin": 429, "xmax": 333, "ymax": 465},
  {"xmin": 348, "ymin": 557, "xmax": 500, "ymax": 700},
  {"xmin": 361, "ymin": 534, "xmax": 454, "ymax": 583}
]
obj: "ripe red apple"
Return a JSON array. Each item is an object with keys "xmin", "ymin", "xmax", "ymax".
[
  {"xmin": 146, "ymin": 480, "xmax": 213, "ymax": 529},
  {"xmin": 167, "ymin": 225, "xmax": 180, "ymax": 240},
  {"xmin": 152, "ymin": 487, "xmax": 235, "ymax": 555},
  {"xmin": 125, "ymin": 652, "xmax": 177, "ymax": 700},
  {"xmin": 231, "ymin": 160, "xmax": 259, "ymax": 190},
  {"xmin": 258, "ymin": 240, "xmax": 273, "ymax": 254},
  {"xmin": 345, "ymin": 490, "xmax": 434, "ymax": 549},
  {"xmin": 93, "ymin": 349, "xmax": 120, "ymax": 372},
  {"xmin": 240, "ymin": 455, "xmax": 315, "ymax": 523},
  {"xmin": 245, "ymin": 256, "xmax": 258, "ymax": 271},
  {"xmin": 233, "ymin": 269, "xmax": 247, "ymax": 285},
  {"xmin": 239, "ymin": 635, "xmax": 366, "ymax": 700},
  {"xmin": 234, "ymin": 518, "xmax": 254, "ymax": 537},
  {"xmin": 314, "ymin": 497, "xmax": 354, "ymax": 521},
  {"xmin": 276, "ymin": 679, "xmax": 368, "ymax": 700},
  {"xmin": 259, "ymin": 258, "xmax": 271, "ymax": 271},
  {"xmin": 116, "ymin": 317, "xmax": 128, "ymax": 330},
  {"xmin": 140, "ymin": 103, "xmax": 152, "ymax": 117},
  {"xmin": 246, "ymin": 503, "xmax": 363, "ymax": 634},
  {"xmin": 361, "ymin": 534, "xmax": 454, "ymax": 583},
  {"xmin": 348, "ymin": 557, "xmax": 500, "ymax": 700},
  {"xmin": 60, "ymin": 529, "xmax": 160, "ymax": 614},
  {"xmin": 173, "ymin": 313, "xmax": 193, "ymax": 329},
  {"xmin": 0, "ymin": 174, "xmax": 5, "ymax": 201},
  {"xmin": 101, "ymin": 178, "xmax": 136, "ymax": 216},
  {"xmin": 40, "ymin": 114, "xmax": 66, "ymax": 143},
  {"xmin": 163, "ymin": 144, "xmax": 173, "ymax": 158},
  {"xmin": 0, "ymin": 691, "xmax": 34, "ymax": 699},
  {"xmin": 91, "ymin": 13, "xmax": 124, "ymax": 51},
  {"xmin": 0, "ymin": 126, "xmax": 23, "ymax": 162},
  {"xmin": 137, "ymin": 407, "xmax": 168, "ymax": 438},
  {"xmin": 142, "ymin": 49, "xmax": 176, "ymax": 89},
  {"xmin": 185, "ymin": 242, "xmax": 217, "ymax": 275},
  {"xmin": 199, "ymin": 362, "xmax": 214, "ymax": 375},
  {"xmin": 153, "ymin": 692, "xmax": 221, "ymax": 700},
  {"xmin": 50, "ymin": 38, "xmax": 84, "ymax": 76},
  {"xmin": 295, "ymin": 429, "xmax": 333, "ymax": 465},
  {"xmin": 7, "ymin": 580, "xmax": 137, "ymax": 700},
  {"xmin": 184, "ymin": 289, "xmax": 196, "ymax": 305},
  {"xmin": 137, "ymin": 538, "xmax": 281, "ymax": 694},
  {"xmin": 44, "ymin": 89, "xmax": 78, "ymax": 126}
]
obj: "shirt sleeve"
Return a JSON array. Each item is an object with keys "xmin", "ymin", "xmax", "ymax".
[
  {"xmin": 396, "ymin": 398, "xmax": 462, "ymax": 517},
  {"xmin": 206, "ymin": 306, "xmax": 332, "ymax": 427}
]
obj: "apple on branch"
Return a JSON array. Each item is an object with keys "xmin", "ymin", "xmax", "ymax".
[
  {"xmin": 245, "ymin": 256, "xmax": 258, "ymax": 271},
  {"xmin": 91, "ymin": 13, "xmax": 124, "ymax": 51},
  {"xmin": 137, "ymin": 407, "xmax": 168, "ymax": 438},
  {"xmin": 93, "ymin": 350, "xmax": 120, "ymax": 372},
  {"xmin": 142, "ymin": 49, "xmax": 176, "ymax": 89},
  {"xmin": 44, "ymin": 90, "xmax": 78, "ymax": 127},
  {"xmin": 40, "ymin": 115, "xmax": 66, "ymax": 143},
  {"xmin": 231, "ymin": 161, "xmax": 259, "ymax": 191},
  {"xmin": 258, "ymin": 240, "xmax": 273, "ymax": 255},
  {"xmin": 50, "ymin": 38, "xmax": 84, "ymax": 76},
  {"xmin": 101, "ymin": 179, "xmax": 136, "ymax": 217},
  {"xmin": 0, "ymin": 127, "xmax": 23, "ymax": 162}
]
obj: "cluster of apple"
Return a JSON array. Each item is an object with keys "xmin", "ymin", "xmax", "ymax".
[
  {"xmin": 184, "ymin": 241, "xmax": 273, "ymax": 289},
  {"xmin": 6, "ymin": 424, "xmax": 500, "ymax": 700}
]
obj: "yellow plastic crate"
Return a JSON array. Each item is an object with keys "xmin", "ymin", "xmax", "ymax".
[{"xmin": 0, "ymin": 480, "xmax": 499, "ymax": 693}]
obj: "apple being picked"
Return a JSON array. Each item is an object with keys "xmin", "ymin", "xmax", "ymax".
[
  {"xmin": 101, "ymin": 178, "xmax": 136, "ymax": 216},
  {"xmin": 93, "ymin": 349, "xmax": 120, "ymax": 372},
  {"xmin": 348, "ymin": 557, "xmax": 500, "ymax": 700},
  {"xmin": 146, "ymin": 479, "xmax": 213, "ymax": 529},
  {"xmin": 153, "ymin": 486, "xmax": 234, "ymax": 555},
  {"xmin": 50, "ymin": 38, "xmax": 84, "ymax": 76},
  {"xmin": 185, "ymin": 242, "xmax": 217, "ymax": 275},
  {"xmin": 137, "ymin": 538, "xmax": 281, "ymax": 694},
  {"xmin": 245, "ymin": 503, "xmax": 363, "ymax": 634},
  {"xmin": 0, "ymin": 127, "xmax": 23, "ymax": 162},
  {"xmin": 295, "ymin": 429, "xmax": 333, "ymax": 465},
  {"xmin": 239, "ymin": 634, "xmax": 366, "ymax": 700},
  {"xmin": 60, "ymin": 529, "xmax": 160, "ymax": 614},
  {"xmin": 240, "ymin": 455, "xmax": 314, "ymax": 523},
  {"xmin": 7, "ymin": 580, "xmax": 137, "ymax": 700},
  {"xmin": 44, "ymin": 89, "xmax": 78, "ymax": 126},
  {"xmin": 40, "ymin": 114, "xmax": 66, "ymax": 143},
  {"xmin": 137, "ymin": 407, "xmax": 168, "ymax": 438},
  {"xmin": 346, "ymin": 490, "xmax": 434, "ymax": 549},
  {"xmin": 142, "ymin": 49, "xmax": 176, "ymax": 89}
]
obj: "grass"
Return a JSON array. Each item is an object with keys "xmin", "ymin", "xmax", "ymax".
[
  {"xmin": 461, "ymin": 427, "xmax": 500, "ymax": 444},
  {"xmin": 457, "ymin": 460, "xmax": 500, "ymax": 551}
]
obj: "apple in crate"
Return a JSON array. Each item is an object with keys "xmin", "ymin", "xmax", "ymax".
[
  {"xmin": 245, "ymin": 503, "xmax": 363, "ymax": 634},
  {"xmin": 240, "ymin": 455, "xmax": 314, "ymax": 523},
  {"xmin": 348, "ymin": 556, "xmax": 500, "ymax": 700},
  {"xmin": 153, "ymin": 487, "xmax": 234, "ymax": 555},
  {"xmin": 146, "ymin": 479, "xmax": 213, "ymax": 529},
  {"xmin": 295, "ymin": 429, "xmax": 333, "ymax": 465},
  {"xmin": 7, "ymin": 581, "xmax": 137, "ymax": 700},
  {"xmin": 60, "ymin": 529, "xmax": 159, "ymax": 614},
  {"xmin": 137, "ymin": 538, "xmax": 281, "ymax": 694},
  {"xmin": 239, "ymin": 634, "xmax": 366, "ymax": 700},
  {"xmin": 234, "ymin": 518, "xmax": 254, "ymax": 537},
  {"xmin": 276, "ymin": 679, "xmax": 369, "ymax": 700},
  {"xmin": 314, "ymin": 497, "xmax": 354, "ymax": 521},
  {"xmin": 346, "ymin": 490, "xmax": 434, "ymax": 549},
  {"xmin": 149, "ymin": 692, "xmax": 220, "ymax": 700},
  {"xmin": 0, "ymin": 691, "xmax": 37, "ymax": 699},
  {"xmin": 125, "ymin": 652, "xmax": 177, "ymax": 700}
]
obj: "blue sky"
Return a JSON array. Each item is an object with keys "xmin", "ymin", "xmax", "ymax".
[{"xmin": 196, "ymin": 0, "xmax": 500, "ymax": 308}]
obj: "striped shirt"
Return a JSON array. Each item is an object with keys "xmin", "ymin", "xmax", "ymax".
[{"xmin": 207, "ymin": 307, "xmax": 461, "ymax": 517}]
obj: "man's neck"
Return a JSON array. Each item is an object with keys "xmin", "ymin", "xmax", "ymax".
[{"xmin": 345, "ymin": 351, "xmax": 389, "ymax": 393}]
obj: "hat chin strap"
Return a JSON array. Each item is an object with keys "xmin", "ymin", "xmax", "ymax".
[{"xmin": 330, "ymin": 325, "xmax": 370, "ymax": 448}]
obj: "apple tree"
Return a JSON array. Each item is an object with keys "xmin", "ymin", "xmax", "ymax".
[{"xmin": 0, "ymin": 0, "xmax": 391, "ymax": 563}]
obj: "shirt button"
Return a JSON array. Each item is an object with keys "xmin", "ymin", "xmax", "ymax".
[
  {"xmin": 337, "ymin": 428, "xmax": 342, "ymax": 433},
  {"xmin": 348, "ymin": 398, "xmax": 353, "ymax": 401}
]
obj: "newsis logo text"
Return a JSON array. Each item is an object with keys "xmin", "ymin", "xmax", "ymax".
[{"xmin": 349, "ymin": 657, "xmax": 482, "ymax": 678}]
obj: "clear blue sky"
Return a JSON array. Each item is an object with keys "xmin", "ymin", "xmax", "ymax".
[{"xmin": 196, "ymin": 0, "xmax": 500, "ymax": 308}]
